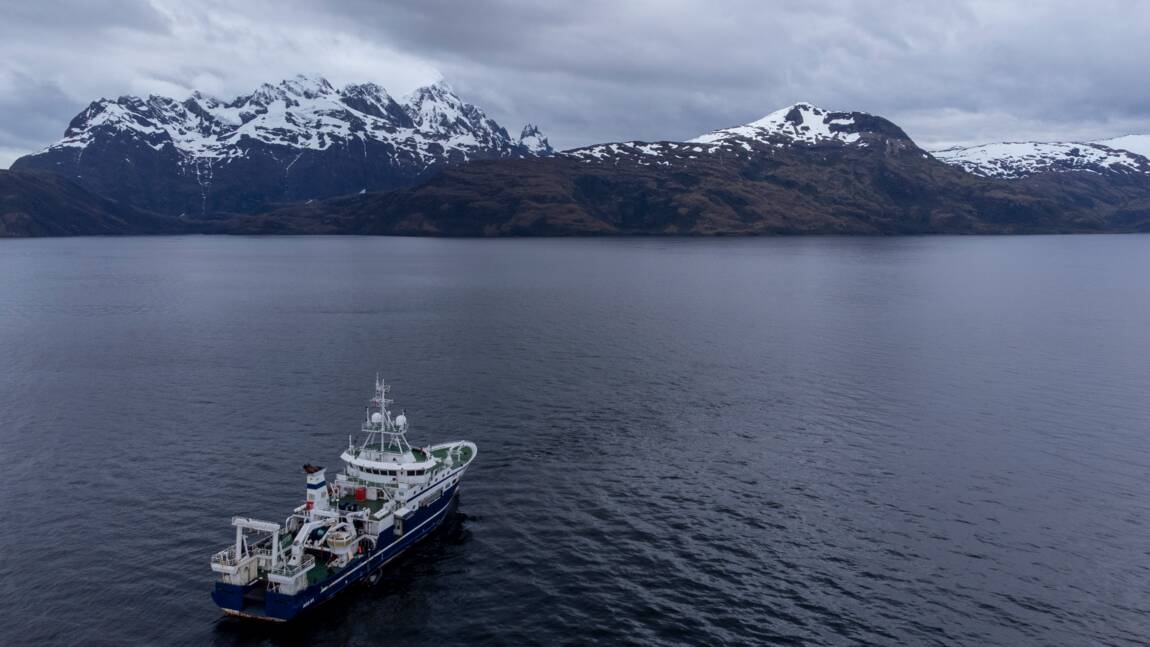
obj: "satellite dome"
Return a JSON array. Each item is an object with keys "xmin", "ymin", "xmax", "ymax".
[
  {"xmin": 395, "ymin": 414, "xmax": 407, "ymax": 428},
  {"xmin": 371, "ymin": 412, "xmax": 382, "ymax": 423}
]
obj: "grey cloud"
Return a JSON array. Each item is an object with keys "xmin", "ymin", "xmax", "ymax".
[
  {"xmin": 2, "ymin": 0, "xmax": 1150, "ymax": 167},
  {"xmin": 322, "ymin": 0, "xmax": 1150, "ymax": 145},
  {"xmin": 5, "ymin": 0, "xmax": 169, "ymax": 36}
]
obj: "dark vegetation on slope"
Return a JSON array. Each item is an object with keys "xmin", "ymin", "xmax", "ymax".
[
  {"xmin": 194, "ymin": 136, "xmax": 1150, "ymax": 236},
  {"xmin": 0, "ymin": 170, "xmax": 179, "ymax": 237}
]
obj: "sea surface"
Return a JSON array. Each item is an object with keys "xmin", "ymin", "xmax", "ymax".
[{"xmin": 2, "ymin": 235, "xmax": 1150, "ymax": 646}]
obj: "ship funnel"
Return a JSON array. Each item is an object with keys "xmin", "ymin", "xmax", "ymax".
[{"xmin": 304, "ymin": 465, "xmax": 330, "ymax": 511}]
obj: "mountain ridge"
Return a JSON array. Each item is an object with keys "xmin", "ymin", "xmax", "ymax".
[
  {"xmin": 12, "ymin": 75, "xmax": 553, "ymax": 215},
  {"xmin": 932, "ymin": 141, "xmax": 1150, "ymax": 179},
  {"xmin": 562, "ymin": 102, "xmax": 920, "ymax": 168},
  {"xmin": 205, "ymin": 104, "xmax": 1150, "ymax": 237},
  {"xmin": 7, "ymin": 93, "xmax": 1150, "ymax": 237}
]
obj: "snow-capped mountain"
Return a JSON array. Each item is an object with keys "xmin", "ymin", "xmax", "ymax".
[
  {"xmin": 933, "ymin": 141, "xmax": 1150, "ymax": 179},
  {"xmin": 567, "ymin": 100, "xmax": 1150, "ymax": 184},
  {"xmin": 10, "ymin": 94, "xmax": 1150, "ymax": 237},
  {"xmin": 13, "ymin": 75, "xmax": 551, "ymax": 214},
  {"xmin": 563, "ymin": 102, "xmax": 915, "ymax": 165},
  {"xmin": 688, "ymin": 102, "xmax": 906, "ymax": 148}
]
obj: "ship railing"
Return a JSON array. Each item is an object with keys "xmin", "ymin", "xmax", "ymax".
[
  {"xmin": 252, "ymin": 547, "xmax": 277, "ymax": 568},
  {"xmin": 211, "ymin": 545, "xmax": 241, "ymax": 567},
  {"xmin": 269, "ymin": 554, "xmax": 315, "ymax": 579},
  {"xmin": 213, "ymin": 541, "xmax": 280, "ymax": 568}
]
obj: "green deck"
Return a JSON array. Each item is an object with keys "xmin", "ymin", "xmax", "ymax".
[
  {"xmin": 431, "ymin": 444, "xmax": 475, "ymax": 465},
  {"xmin": 306, "ymin": 556, "xmax": 338, "ymax": 585}
]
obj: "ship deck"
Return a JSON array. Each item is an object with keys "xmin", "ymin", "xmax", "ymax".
[
  {"xmin": 430, "ymin": 444, "xmax": 475, "ymax": 466},
  {"xmin": 306, "ymin": 558, "xmax": 338, "ymax": 586},
  {"xmin": 337, "ymin": 495, "xmax": 389, "ymax": 513}
]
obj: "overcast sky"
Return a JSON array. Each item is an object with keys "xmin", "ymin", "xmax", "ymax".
[{"xmin": 2, "ymin": 0, "xmax": 1150, "ymax": 168}]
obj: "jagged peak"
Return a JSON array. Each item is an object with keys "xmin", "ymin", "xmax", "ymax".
[
  {"xmin": 40, "ymin": 74, "xmax": 551, "ymax": 163},
  {"xmin": 336, "ymin": 82, "xmax": 406, "ymax": 125},
  {"xmin": 240, "ymin": 75, "xmax": 336, "ymax": 107},
  {"xmin": 425, "ymin": 78, "xmax": 456, "ymax": 93},
  {"xmin": 402, "ymin": 79, "xmax": 462, "ymax": 107},
  {"xmin": 341, "ymin": 81, "xmax": 391, "ymax": 100},
  {"xmin": 402, "ymin": 79, "xmax": 489, "ymax": 136},
  {"xmin": 188, "ymin": 90, "xmax": 225, "ymax": 107},
  {"xmin": 70, "ymin": 94, "xmax": 174, "ymax": 126},
  {"xmin": 101, "ymin": 94, "xmax": 165, "ymax": 110},
  {"xmin": 518, "ymin": 123, "xmax": 552, "ymax": 155},
  {"xmin": 280, "ymin": 74, "xmax": 334, "ymax": 95}
]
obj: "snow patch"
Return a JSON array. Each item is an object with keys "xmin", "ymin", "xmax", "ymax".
[
  {"xmin": 689, "ymin": 102, "xmax": 863, "ymax": 147},
  {"xmin": 1092, "ymin": 134, "xmax": 1150, "ymax": 160}
]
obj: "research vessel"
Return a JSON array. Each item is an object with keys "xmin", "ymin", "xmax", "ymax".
[{"xmin": 209, "ymin": 376, "xmax": 477, "ymax": 621}]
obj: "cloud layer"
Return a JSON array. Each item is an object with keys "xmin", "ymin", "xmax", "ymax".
[{"xmin": 3, "ymin": 0, "xmax": 1150, "ymax": 167}]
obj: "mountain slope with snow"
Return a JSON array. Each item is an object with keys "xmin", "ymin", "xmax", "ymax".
[
  {"xmin": 933, "ymin": 141, "xmax": 1150, "ymax": 179},
  {"xmin": 245, "ymin": 101, "xmax": 1150, "ymax": 237},
  {"xmin": 243, "ymin": 123, "xmax": 1150, "ymax": 236},
  {"xmin": 10, "ymin": 93, "xmax": 1150, "ymax": 237},
  {"xmin": 253, "ymin": 100, "xmax": 1135, "ymax": 237},
  {"xmin": 563, "ymin": 102, "xmax": 916, "ymax": 166},
  {"xmin": 688, "ymin": 102, "xmax": 910, "ymax": 148},
  {"xmin": 1093, "ymin": 134, "xmax": 1150, "ymax": 160},
  {"xmin": 13, "ymin": 76, "xmax": 551, "ymax": 214}
]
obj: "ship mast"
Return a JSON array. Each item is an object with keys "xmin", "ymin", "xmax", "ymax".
[
  {"xmin": 360, "ymin": 373, "xmax": 411, "ymax": 456},
  {"xmin": 378, "ymin": 374, "xmax": 392, "ymax": 451}
]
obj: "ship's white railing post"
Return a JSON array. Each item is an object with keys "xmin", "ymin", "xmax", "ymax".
[{"xmin": 271, "ymin": 529, "xmax": 279, "ymax": 567}]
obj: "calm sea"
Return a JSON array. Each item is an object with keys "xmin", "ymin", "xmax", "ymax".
[{"xmin": 1, "ymin": 235, "xmax": 1149, "ymax": 646}]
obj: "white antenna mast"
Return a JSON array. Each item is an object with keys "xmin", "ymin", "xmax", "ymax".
[{"xmin": 357, "ymin": 373, "xmax": 410, "ymax": 456}]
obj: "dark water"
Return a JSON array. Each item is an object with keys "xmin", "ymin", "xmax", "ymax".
[{"xmin": 2, "ymin": 235, "xmax": 1150, "ymax": 646}]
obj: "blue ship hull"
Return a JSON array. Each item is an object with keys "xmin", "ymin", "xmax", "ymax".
[{"xmin": 212, "ymin": 482, "xmax": 459, "ymax": 621}]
